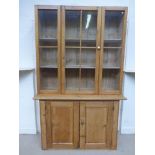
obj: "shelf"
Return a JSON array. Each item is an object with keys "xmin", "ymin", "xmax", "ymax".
[
  {"xmin": 39, "ymin": 46, "xmax": 57, "ymax": 48},
  {"xmin": 104, "ymin": 39, "xmax": 122, "ymax": 43},
  {"xmin": 39, "ymin": 38, "xmax": 57, "ymax": 40},
  {"xmin": 65, "ymin": 66, "xmax": 96, "ymax": 69},
  {"xmin": 104, "ymin": 47, "xmax": 122, "ymax": 49},
  {"xmin": 103, "ymin": 67, "xmax": 120, "ymax": 69},
  {"xmin": 65, "ymin": 66, "xmax": 80, "ymax": 69},
  {"xmin": 40, "ymin": 65, "xmax": 57, "ymax": 68},
  {"xmin": 66, "ymin": 46, "xmax": 96, "ymax": 49}
]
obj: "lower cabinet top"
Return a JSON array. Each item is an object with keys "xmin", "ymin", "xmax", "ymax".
[{"xmin": 34, "ymin": 94, "xmax": 126, "ymax": 100}]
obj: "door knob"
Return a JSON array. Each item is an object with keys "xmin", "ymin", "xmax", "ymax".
[{"xmin": 97, "ymin": 46, "xmax": 101, "ymax": 50}]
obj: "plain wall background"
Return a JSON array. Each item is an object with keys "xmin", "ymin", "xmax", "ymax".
[{"xmin": 19, "ymin": 0, "xmax": 135, "ymax": 134}]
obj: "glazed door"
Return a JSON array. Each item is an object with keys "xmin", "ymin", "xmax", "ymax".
[
  {"xmin": 62, "ymin": 6, "xmax": 101, "ymax": 94},
  {"xmin": 80, "ymin": 101, "xmax": 114, "ymax": 149},
  {"xmin": 42, "ymin": 101, "xmax": 79, "ymax": 149},
  {"xmin": 36, "ymin": 6, "xmax": 61, "ymax": 93},
  {"xmin": 99, "ymin": 8, "xmax": 127, "ymax": 94}
]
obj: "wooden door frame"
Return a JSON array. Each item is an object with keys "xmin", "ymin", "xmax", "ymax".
[
  {"xmin": 99, "ymin": 7, "xmax": 128, "ymax": 95},
  {"xmin": 61, "ymin": 6, "xmax": 101, "ymax": 95},
  {"xmin": 35, "ymin": 5, "xmax": 61, "ymax": 94}
]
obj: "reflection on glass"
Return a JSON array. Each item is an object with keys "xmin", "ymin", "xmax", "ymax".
[{"xmin": 82, "ymin": 11, "xmax": 97, "ymax": 40}]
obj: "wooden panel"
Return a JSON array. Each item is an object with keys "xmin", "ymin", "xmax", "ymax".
[
  {"xmin": 44, "ymin": 101, "xmax": 79, "ymax": 149},
  {"xmin": 111, "ymin": 101, "xmax": 119, "ymax": 149},
  {"xmin": 40, "ymin": 101, "xmax": 47, "ymax": 149},
  {"xmin": 80, "ymin": 101, "xmax": 114, "ymax": 149}
]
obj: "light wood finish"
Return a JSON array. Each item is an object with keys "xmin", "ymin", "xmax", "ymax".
[
  {"xmin": 34, "ymin": 94, "xmax": 126, "ymax": 100},
  {"xmin": 98, "ymin": 7, "xmax": 128, "ymax": 94},
  {"xmin": 111, "ymin": 101, "xmax": 119, "ymax": 149},
  {"xmin": 35, "ymin": 6, "xmax": 128, "ymax": 150},
  {"xmin": 119, "ymin": 8, "xmax": 128, "ymax": 94},
  {"xmin": 35, "ymin": 5, "xmax": 61, "ymax": 94},
  {"xmin": 80, "ymin": 101, "xmax": 113, "ymax": 149},
  {"xmin": 40, "ymin": 101, "xmax": 47, "ymax": 149},
  {"xmin": 40, "ymin": 101, "xmax": 79, "ymax": 149}
]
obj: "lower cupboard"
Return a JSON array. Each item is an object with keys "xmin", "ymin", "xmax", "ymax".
[{"xmin": 40, "ymin": 100, "xmax": 119, "ymax": 149}]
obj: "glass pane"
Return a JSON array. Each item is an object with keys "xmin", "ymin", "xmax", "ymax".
[
  {"xmin": 81, "ymin": 40, "xmax": 96, "ymax": 47},
  {"xmin": 103, "ymin": 48, "xmax": 120, "ymax": 68},
  {"xmin": 81, "ymin": 49, "xmax": 96, "ymax": 68},
  {"xmin": 40, "ymin": 48, "xmax": 57, "ymax": 68},
  {"xmin": 104, "ymin": 11, "xmax": 124, "ymax": 40},
  {"xmin": 65, "ymin": 11, "xmax": 80, "ymax": 39},
  {"xmin": 82, "ymin": 11, "xmax": 97, "ymax": 40},
  {"xmin": 40, "ymin": 68, "xmax": 58, "ymax": 90},
  {"xmin": 65, "ymin": 48, "xmax": 80, "ymax": 68},
  {"xmin": 102, "ymin": 69, "xmax": 120, "ymax": 90},
  {"xmin": 65, "ymin": 40, "xmax": 80, "ymax": 46},
  {"xmin": 104, "ymin": 40, "xmax": 121, "ymax": 47},
  {"xmin": 39, "ymin": 10, "xmax": 57, "ymax": 39},
  {"xmin": 65, "ymin": 69, "xmax": 79, "ymax": 90},
  {"xmin": 39, "ymin": 39, "xmax": 57, "ymax": 46},
  {"xmin": 81, "ymin": 69, "xmax": 95, "ymax": 90}
]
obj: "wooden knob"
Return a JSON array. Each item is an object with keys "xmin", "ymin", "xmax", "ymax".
[{"xmin": 97, "ymin": 46, "xmax": 101, "ymax": 50}]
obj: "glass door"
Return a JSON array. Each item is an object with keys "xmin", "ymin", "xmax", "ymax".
[
  {"xmin": 100, "ymin": 9, "xmax": 126, "ymax": 94},
  {"xmin": 37, "ymin": 6, "xmax": 60, "ymax": 93},
  {"xmin": 62, "ymin": 7, "xmax": 100, "ymax": 94}
]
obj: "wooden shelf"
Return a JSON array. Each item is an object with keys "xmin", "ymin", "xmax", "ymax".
[
  {"xmin": 66, "ymin": 46, "xmax": 96, "ymax": 49},
  {"xmin": 39, "ymin": 46, "xmax": 57, "ymax": 48},
  {"xmin": 40, "ymin": 65, "xmax": 57, "ymax": 68},
  {"xmin": 103, "ymin": 67, "xmax": 120, "ymax": 69},
  {"xmin": 104, "ymin": 47, "xmax": 122, "ymax": 49},
  {"xmin": 65, "ymin": 66, "xmax": 96, "ymax": 69},
  {"xmin": 34, "ymin": 94, "xmax": 126, "ymax": 100},
  {"xmin": 104, "ymin": 39, "xmax": 122, "ymax": 43},
  {"xmin": 39, "ymin": 38, "xmax": 57, "ymax": 40}
]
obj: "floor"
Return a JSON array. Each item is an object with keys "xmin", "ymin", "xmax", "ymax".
[{"xmin": 19, "ymin": 134, "xmax": 135, "ymax": 155}]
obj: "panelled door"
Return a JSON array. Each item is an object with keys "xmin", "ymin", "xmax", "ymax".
[
  {"xmin": 80, "ymin": 101, "xmax": 114, "ymax": 149},
  {"xmin": 61, "ymin": 6, "xmax": 101, "ymax": 94},
  {"xmin": 41, "ymin": 101, "xmax": 79, "ymax": 149}
]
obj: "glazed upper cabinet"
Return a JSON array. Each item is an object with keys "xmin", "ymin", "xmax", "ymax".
[
  {"xmin": 100, "ymin": 9, "xmax": 126, "ymax": 94},
  {"xmin": 61, "ymin": 6, "xmax": 100, "ymax": 94},
  {"xmin": 35, "ymin": 6, "xmax": 127, "ymax": 95},
  {"xmin": 36, "ymin": 6, "xmax": 61, "ymax": 94}
]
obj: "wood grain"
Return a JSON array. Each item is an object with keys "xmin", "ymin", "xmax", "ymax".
[{"xmin": 40, "ymin": 101, "xmax": 47, "ymax": 149}]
